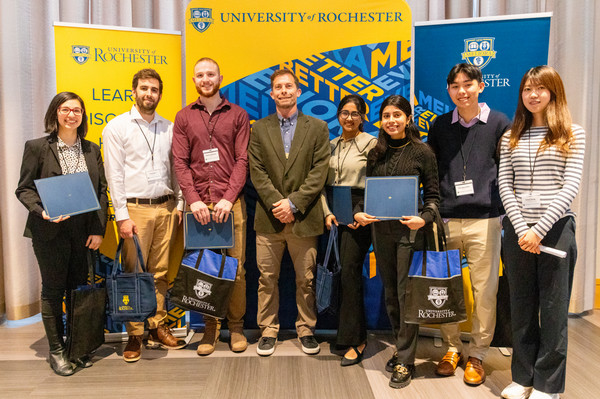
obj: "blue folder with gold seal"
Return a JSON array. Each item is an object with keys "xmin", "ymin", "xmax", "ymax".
[
  {"xmin": 184, "ymin": 211, "xmax": 234, "ymax": 249},
  {"xmin": 34, "ymin": 172, "xmax": 100, "ymax": 220},
  {"xmin": 364, "ymin": 176, "xmax": 419, "ymax": 219}
]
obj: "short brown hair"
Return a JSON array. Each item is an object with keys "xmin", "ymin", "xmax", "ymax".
[
  {"xmin": 194, "ymin": 57, "xmax": 220, "ymax": 75},
  {"xmin": 132, "ymin": 68, "xmax": 163, "ymax": 94},
  {"xmin": 270, "ymin": 69, "xmax": 300, "ymax": 89}
]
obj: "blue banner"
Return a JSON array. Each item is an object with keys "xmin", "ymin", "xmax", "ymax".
[{"xmin": 414, "ymin": 14, "xmax": 551, "ymax": 136}]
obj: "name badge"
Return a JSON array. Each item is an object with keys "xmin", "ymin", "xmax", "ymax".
[
  {"xmin": 203, "ymin": 148, "xmax": 220, "ymax": 163},
  {"xmin": 454, "ymin": 180, "xmax": 474, "ymax": 196},
  {"xmin": 146, "ymin": 169, "xmax": 162, "ymax": 183},
  {"xmin": 522, "ymin": 193, "xmax": 541, "ymax": 208}
]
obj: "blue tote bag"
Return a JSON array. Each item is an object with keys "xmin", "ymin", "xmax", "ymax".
[
  {"xmin": 107, "ymin": 235, "xmax": 157, "ymax": 323},
  {"xmin": 404, "ymin": 207, "xmax": 467, "ymax": 325}
]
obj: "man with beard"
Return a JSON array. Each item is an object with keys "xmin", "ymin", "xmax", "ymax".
[
  {"xmin": 103, "ymin": 68, "xmax": 186, "ymax": 363},
  {"xmin": 172, "ymin": 58, "xmax": 250, "ymax": 355},
  {"xmin": 248, "ymin": 69, "xmax": 329, "ymax": 356}
]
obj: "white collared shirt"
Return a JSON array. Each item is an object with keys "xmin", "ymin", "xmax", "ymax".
[{"xmin": 103, "ymin": 105, "xmax": 183, "ymax": 221}]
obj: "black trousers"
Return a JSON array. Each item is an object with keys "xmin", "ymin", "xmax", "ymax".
[
  {"xmin": 502, "ymin": 216, "xmax": 577, "ymax": 394},
  {"xmin": 372, "ymin": 221, "xmax": 422, "ymax": 364},
  {"xmin": 31, "ymin": 216, "xmax": 89, "ymax": 301},
  {"xmin": 336, "ymin": 224, "xmax": 372, "ymax": 347}
]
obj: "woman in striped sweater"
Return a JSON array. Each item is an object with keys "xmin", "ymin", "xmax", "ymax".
[{"xmin": 498, "ymin": 66, "xmax": 585, "ymax": 399}]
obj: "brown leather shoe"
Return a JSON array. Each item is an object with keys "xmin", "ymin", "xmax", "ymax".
[
  {"xmin": 229, "ymin": 327, "xmax": 248, "ymax": 352},
  {"xmin": 464, "ymin": 357, "xmax": 486, "ymax": 385},
  {"xmin": 436, "ymin": 351, "xmax": 462, "ymax": 376},
  {"xmin": 147, "ymin": 324, "xmax": 186, "ymax": 350},
  {"xmin": 123, "ymin": 335, "xmax": 143, "ymax": 363}
]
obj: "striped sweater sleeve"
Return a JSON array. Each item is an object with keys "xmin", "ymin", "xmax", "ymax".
[
  {"xmin": 531, "ymin": 125, "xmax": 585, "ymax": 238},
  {"xmin": 498, "ymin": 132, "xmax": 529, "ymax": 237}
]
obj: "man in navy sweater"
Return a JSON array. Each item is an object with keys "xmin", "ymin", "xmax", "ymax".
[{"xmin": 427, "ymin": 63, "xmax": 510, "ymax": 386}]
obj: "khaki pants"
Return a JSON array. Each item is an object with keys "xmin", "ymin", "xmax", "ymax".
[
  {"xmin": 439, "ymin": 217, "xmax": 502, "ymax": 360},
  {"xmin": 201, "ymin": 198, "xmax": 247, "ymax": 329},
  {"xmin": 122, "ymin": 199, "xmax": 179, "ymax": 336},
  {"xmin": 256, "ymin": 224, "xmax": 317, "ymax": 338}
]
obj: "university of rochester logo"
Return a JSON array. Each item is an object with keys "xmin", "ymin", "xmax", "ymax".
[
  {"xmin": 461, "ymin": 37, "xmax": 497, "ymax": 69},
  {"xmin": 427, "ymin": 286, "xmax": 448, "ymax": 309},
  {"xmin": 189, "ymin": 8, "xmax": 214, "ymax": 33},
  {"xmin": 71, "ymin": 45, "xmax": 90, "ymax": 64},
  {"xmin": 122, "ymin": 294, "xmax": 130, "ymax": 305},
  {"xmin": 194, "ymin": 279, "xmax": 212, "ymax": 299}
]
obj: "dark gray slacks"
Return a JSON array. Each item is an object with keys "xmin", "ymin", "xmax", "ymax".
[{"xmin": 502, "ymin": 216, "xmax": 577, "ymax": 394}]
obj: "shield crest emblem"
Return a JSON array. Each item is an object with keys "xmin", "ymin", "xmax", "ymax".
[
  {"xmin": 427, "ymin": 286, "xmax": 448, "ymax": 309},
  {"xmin": 71, "ymin": 45, "xmax": 90, "ymax": 65},
  {"xmin": 194, "ymin": 279, "xmax": 213, "ymax": 299},
  {"xmin": 189, "ymin": 8, "xmax": 214, "ymax": 33},
  {"xmin": 461, "ymin": 38, "xmax": 497, "ymax": 69}
]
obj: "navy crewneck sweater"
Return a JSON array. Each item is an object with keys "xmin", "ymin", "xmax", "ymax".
[{"xmin": 427, "ymin": 110, "xmax": 510, "ymax": 218}]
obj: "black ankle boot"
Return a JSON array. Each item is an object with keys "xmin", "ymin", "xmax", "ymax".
[
  {"xmin": 49, "ymin": 347, "xmax": 75, "ymax": 376},
  {"xmin": 41, "ymin": 296, "xmax": 75, "ymax": 376}
]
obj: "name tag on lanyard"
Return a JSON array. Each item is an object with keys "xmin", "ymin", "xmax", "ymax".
[
  {"xmin": 522, "ymin": 192, "xmax": 541, "ymax": 208},
  {"xmin": 454, "ymin": 180, "xmax": 474, "ymax": 196},
  {"xmin": 203, "ymin": 148, "xmax": 220, "ymax": 163}
]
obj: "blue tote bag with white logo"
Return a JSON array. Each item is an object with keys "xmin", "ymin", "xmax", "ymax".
[
  {"xmin": 168, "ymin": 249, "xmax": 238, "ymax": 319},
  {"xmin": 107, "ymin": 235, "xmax": 157, "ymax": 323}
]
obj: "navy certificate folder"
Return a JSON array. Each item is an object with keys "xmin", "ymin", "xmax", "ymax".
[
  {"xmin": 326, "ymin": 185, "xmax": 354, "ymax": 225},
  {"xmin": 184, "ymin": 211, "xmax": 234, "ymax": 249},
  {"xmin": 34, "ymin": 172, "xmax": 100, "ymax": 219},
  {"xmin": 364, "ymin": 176, "xmax": 418, "ymax": 219}
]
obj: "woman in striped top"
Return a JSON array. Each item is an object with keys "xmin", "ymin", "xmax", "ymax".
[{"xmin": 498, "ymin": 66, "xmax": 585, "ymax": 399}]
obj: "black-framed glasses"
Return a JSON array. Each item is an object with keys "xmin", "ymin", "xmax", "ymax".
[
  {"xmin": 58, "ymin": 107, "xmax": 83, "ymax": 116},
  {"xmin": 339, "ymin": 110, "xmax": 362, "ymax": 120}
]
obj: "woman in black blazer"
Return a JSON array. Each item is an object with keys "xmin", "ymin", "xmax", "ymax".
[{"xmin": 15, "ymin": 92, "xmax": 108, "ymax": 376}]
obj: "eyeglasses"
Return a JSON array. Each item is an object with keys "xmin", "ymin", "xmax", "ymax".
[
  {"xmin": 339, "ymin": 110, "xmax": 362, "ymax": 120},
  {"xmin": 58, "ymin": 107, "xmax": 83, "ymax": 116}
]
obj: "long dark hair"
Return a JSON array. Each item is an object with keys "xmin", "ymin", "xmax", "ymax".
[
  {"xmin": 337, "ymin": 94, "xmax": 367, "ymax": 132},
  {"xmin": 368, "ymin": 95, "xmax": 421, "ymax": 164},
  {"xmin": 510, "ymin": 65, "xmax": 573, "ymax": 153},
  {"xmin": 44, "ymin": 92, "xmax": 88, "ymax": 139}
]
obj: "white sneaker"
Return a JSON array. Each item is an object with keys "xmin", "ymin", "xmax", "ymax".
[
  {"xmin": 501, "ymin": 382, "xmax": 533, "ymax": 399},
  {"xmin": 529, "ymin": 389, "xmax": 559, "ymax": 399}
]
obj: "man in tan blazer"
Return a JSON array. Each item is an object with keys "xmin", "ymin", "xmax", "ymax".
[{"xmin": 248, "ymin": 69, "xmax": 330, "ymax": 356}]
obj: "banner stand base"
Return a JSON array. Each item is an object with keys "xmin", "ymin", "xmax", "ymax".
[{"xmin": 103, "ymin": 325, "xmax": 190, "ymax": 343}]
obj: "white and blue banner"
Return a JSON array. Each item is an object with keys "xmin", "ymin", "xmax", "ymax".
[{"xmin": 414, "ymin": 13, "xmax": 551, "ymax": 135}]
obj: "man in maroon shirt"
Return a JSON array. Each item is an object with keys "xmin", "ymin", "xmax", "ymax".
[{"xmin": 172, "ymin": 57, "xmax": 250, "ymax": 355}]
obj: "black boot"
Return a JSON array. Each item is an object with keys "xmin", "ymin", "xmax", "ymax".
[{"xmin": 41, "ymin": 296, "xmax": 75, "ymax": 376}]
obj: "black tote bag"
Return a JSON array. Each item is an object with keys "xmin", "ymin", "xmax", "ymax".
[
  {"xmin": 66, "ymin": 250, "xmax": 106, "ymax": 361},
  {"xmin": 169, "ymin": 249, "xmax": 238, "ymax": 319}
]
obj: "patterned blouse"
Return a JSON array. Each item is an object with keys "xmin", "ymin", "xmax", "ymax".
[{"xmin": 57, "ymin": 136, "xmax": 88, "ymax": 175}]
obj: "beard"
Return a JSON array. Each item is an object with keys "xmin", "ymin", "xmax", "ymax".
[
  {"xmin": 136, "ymin": 96, "xmax": 158, "ymax": 114},
  {"xmin": 196, "ymin": 82, "xmax": 220, "ymax": 98}
]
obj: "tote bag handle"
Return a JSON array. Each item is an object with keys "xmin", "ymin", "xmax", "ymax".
[{"xmin": 112, "ymin": 234, "xmax": 147, "ymax": 278}]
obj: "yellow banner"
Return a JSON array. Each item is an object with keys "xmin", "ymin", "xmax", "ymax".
[
  {"xmin": 185, "ymin": 0, "xmax": 412, "ymax": 105},
  {"xmin": 54, "ymin": 23, "xmax": 182, "ymax": 260}
]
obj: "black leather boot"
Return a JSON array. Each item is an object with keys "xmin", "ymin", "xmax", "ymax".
[{"xmin": 41, "ymin": 296, "xmax": 75, "ymax": 376}]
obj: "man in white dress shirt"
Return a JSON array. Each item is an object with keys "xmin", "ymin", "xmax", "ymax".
[{"xmin": 103, "ymin": 68, "xmax": 185, "ymax": 363}]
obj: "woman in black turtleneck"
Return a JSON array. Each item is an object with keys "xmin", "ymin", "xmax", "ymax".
[{"xmin": 354, "ymin": 95, "xmax": 439, "ymax": 389}]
